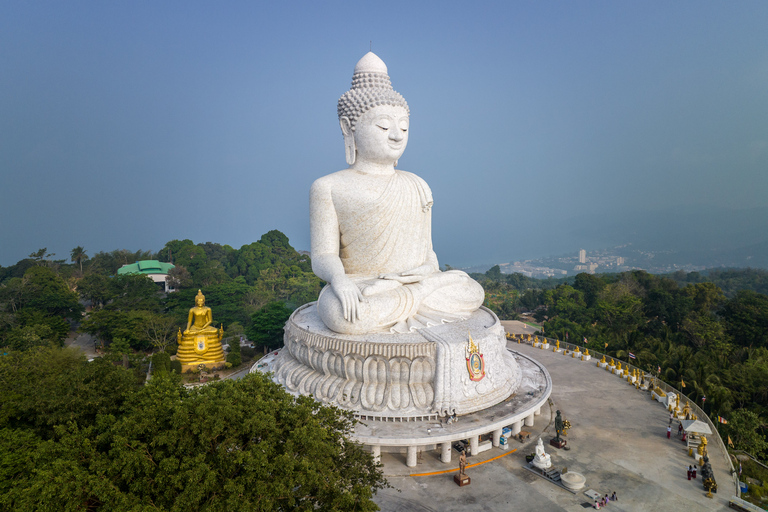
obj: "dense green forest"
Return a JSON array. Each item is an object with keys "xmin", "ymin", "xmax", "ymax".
[
  {"xmin": 0, "ymin": 232, "xmax": 385, "ymax": 510},
  {"xmin": 0, "ymin": 230, "xmax": 322, "ymax": 354}
]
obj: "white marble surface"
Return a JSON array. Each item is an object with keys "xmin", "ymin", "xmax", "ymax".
[
  {"xmin": 309, "ymin": 52, "xmax": 484, "ymax": 334},
  {"xmin": 267, "ymin": 304, "xmax": 522, "ymax": 418},
  {"xmin": 561, "ymin": 471, "xmax": 586, "ymax": 491}
]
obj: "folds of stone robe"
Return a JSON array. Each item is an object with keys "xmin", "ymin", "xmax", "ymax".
[
  {"xmin": 339, "ymin": 170, "xmax": 432, "ymax": 275},
  {"xmin": 317, "ymin": 170, "xmax": 484, "ymax": 334}
]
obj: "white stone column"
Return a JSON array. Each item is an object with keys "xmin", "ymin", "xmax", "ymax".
[
  {"xmin": 469, "ymin": 436, "xmax": 479, "ymax": 455},
  {"xmin": 534, "ymin": 406, "xmax": 542, "ymax": 416},
  {"xmin": 510, "ymin": 420, "xmax": 522, "ymax": 435},
  {"xmin": 492, "ymin": 428, "xmax": 502, "ymax": 447},
  {"xmin": 406, "ymin": 445, "xmax": 417, "ymax": 467},
  {"xmin": 441, "ymin": 442, "xmax": 452, "ymax": 463},
  {"xmin": 371, "ymin": 445, "xmax": 381, "ymax": 464},
  {"xmin": 524, "ymin": 413, "xmax": 535, "ymax": 427}
]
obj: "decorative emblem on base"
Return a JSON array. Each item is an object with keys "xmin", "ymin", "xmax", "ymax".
[{"xmin": 465, "ymin": 332, "xmax": 485, "ymax": 382}]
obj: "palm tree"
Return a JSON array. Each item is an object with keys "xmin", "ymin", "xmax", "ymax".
[{"xmin": 70, "ymin": 246, "xmax": 89, "ymax": 274}]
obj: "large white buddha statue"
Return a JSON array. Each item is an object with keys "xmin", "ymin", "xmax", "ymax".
[{"xmin": 311, "ymin": 52, "xmax": 484, "ymax": 334}]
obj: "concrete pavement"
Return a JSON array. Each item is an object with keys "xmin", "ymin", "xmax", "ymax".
[{"xmin": 374, "ymin": 334, "xmax": 734, "ymax": 511}]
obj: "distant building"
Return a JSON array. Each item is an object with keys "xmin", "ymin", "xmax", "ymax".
[
  {"xmin": 579, "ymin": 249, "xmax": 586, "ymax": 264},
  {"xmin": 117, "ymin": 260, "xmax": 176, "ymax": 292},
  {"xmin": 617, "ymin": 257, "xmax": 625, "ymax": 266}
]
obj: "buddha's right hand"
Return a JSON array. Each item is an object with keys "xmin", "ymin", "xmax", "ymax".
[{"xmin": 331, "ymin": 277, "xmax": 366, "ymax": 322}]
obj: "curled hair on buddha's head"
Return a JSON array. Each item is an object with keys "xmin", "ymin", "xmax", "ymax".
[{"xmin": 337, "ymin": 52, "xmax": 409, "ymax": 165}]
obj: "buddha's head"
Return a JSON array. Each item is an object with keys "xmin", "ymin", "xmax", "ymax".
[
  {"xmin": 338, "ymin": 52, "xmax": 410, "ymax": 166},
  {"xmin": 195, "ymin": 289, "xmax": 205, "ymax": 307}
]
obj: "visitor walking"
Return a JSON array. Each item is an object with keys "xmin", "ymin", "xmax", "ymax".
[
  {"xmin": 687, "ymin": 465, "xmax": 692, "ymax": 480},
  {"xmin": 692, "ymin": 465, "xmax": 697, "ymax": 479},
  {"xmin": 667, "ymin": 426, "xmax": 672, "ymax": 439},
  {"xmin": 678, "ymin": 423, "xmax": 683, "ymax": 436},
  {"xmin": 611, "ymin": 492, "xmax": 617, "ymax": 501}
]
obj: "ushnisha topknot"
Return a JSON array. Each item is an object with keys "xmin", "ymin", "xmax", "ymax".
[{"xmin": 337, "ymin": 52, "xmax": 409, "ymax": 131}]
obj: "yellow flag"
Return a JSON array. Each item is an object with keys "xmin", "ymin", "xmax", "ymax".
[
  {"xmin": 681, "ymin": 379, "xmax": 685, "ymax": 388},
  {"xmin": 604, "ymin": 343, "xmax": 608, "ymax": 349},
  {"xmin": 728, "ymin": 436, "xmax": 734, "ymax": 448}
]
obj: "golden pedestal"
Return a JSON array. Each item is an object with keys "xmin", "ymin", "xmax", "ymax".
[{"xmin": 177, "ymin": 329, "xmax": 226, "ymax": 371}]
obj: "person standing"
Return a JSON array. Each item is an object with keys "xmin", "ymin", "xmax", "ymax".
[
  {"xmin": 687, "ymin": 465, "xmax": 692, "ymax": 480},
  {"xmin": 692, "ymin": 465, "xmax": 697, "ymax": 479},
  {"xmin": 611, "ymin": 492, "xmax": 617, "ymax": 501},
  {"xmin": 667, "ymin": 425, "xmax": 672, "ymax": 439}
]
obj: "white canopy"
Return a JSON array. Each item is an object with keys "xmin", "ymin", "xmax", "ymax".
[{"xmin": 681, "ymin": 419, "xmax": 712, "ymax": 435}]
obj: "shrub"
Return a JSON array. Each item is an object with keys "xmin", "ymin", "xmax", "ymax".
[
  {"xmin": 226, "ymin": 352, "xmax": 242, "ymax": 367},
  {"xmin": 241, "ymin": 346, "xmax": 255, "ymax": 361},
  {"xmin": 169, "ymin": 360, "xmax": 182, "ymax": 374}
]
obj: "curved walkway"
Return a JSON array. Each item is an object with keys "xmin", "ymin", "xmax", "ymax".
[{"xmin": 374, "ymin": 331, "xmax": 733, "ymax": 511}]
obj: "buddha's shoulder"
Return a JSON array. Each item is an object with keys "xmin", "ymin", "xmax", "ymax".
[
  {"xmin": 396, "ymin": 170, "xmax": 431, "ymax": 190},
  {"xmin": 311, "ymin": 170, "xmax": 355, "ymax": 191}
]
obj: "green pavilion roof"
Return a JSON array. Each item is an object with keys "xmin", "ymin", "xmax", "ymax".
[{"xmin": 117, "ymin": 260, "xmax": 175, "ymax": 275}]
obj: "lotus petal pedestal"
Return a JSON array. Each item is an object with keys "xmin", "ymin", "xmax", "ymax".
[{"xmin": 270, "ymin": 303, "xmax": 521, "ymax": 419}]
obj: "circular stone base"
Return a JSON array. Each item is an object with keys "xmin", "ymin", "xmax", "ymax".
[
  {"xmin": 264, "ymin": 303, "xmax": 522, "ymax": 419},
  {"xmin": 351, "ymin": 350, "xmax": 551, "ymax": 449},
  {"xmin": 561, "ymin": 471, "xmax": 586, "ymax": 491},
  {"xmin": 256, "ymin": 348, "xmax": 551, "ymax": 451}
]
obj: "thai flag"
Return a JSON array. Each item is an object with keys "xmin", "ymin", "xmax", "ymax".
[
  {"xmin": 628, "ymin": 352, "xmax": 636, "ymax": 359},
  {"xmin": 701, "ymin": 395, "xmax": 706, "ymax": 404}
]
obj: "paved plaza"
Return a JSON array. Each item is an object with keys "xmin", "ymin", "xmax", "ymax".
[{"xmin": 374, "ymin": 323, "xmax": 734, "ymax": 511}]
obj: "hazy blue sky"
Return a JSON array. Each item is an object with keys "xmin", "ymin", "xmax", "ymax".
[{"xmin": 1, "ymin": 1, "xmax": 767, "ymax": 267}]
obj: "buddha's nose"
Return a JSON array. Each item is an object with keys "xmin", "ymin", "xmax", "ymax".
[{"xmin": 389, "ymin": 128, "xmax": 404, "ymax": 142}]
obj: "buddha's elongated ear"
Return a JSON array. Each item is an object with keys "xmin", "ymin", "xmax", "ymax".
[{"xmin": 340, "ymin": 116, "xmax": 356, "ymax": 165}]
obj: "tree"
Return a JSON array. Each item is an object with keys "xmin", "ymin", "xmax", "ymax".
[
  {"xmin": 0, "ymin": 347, "xmax": 140, "ymax": 438},
  {"xmin": 246, "ymin": 302, "xmax": 293, "ymax": 351},
  {"xmin": 0, "ymin": 372, "xmax": 387, "ymax": 511},
  {"xmin": 167, "ymin": 264, "xmax": 193, "ymax": 290},
  {"xmin": 142, "ymin": 313, "xmax": 177, "ymax": 353},
  {"xmin": 227, "ymin": 334, "xmax": 242, "ymax": 366},
  {"xmin": 722, "ymin": 290, "xmax": 768, "ymax": 348},
  {"xmin": 573, "ymin": 273, "xmax": 605, "ymax": 308},
  {"xmin": 727, "ymin": 409, "xmax": 768, "ymax": 459},
  {"xmin": 70, "ymin": 246, "xmax": 89, "ymax": 274}
]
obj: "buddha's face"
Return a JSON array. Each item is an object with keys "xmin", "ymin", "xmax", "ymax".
[
  {"xmin": 353, "ymin": 105, "xmax": 409, "ymax": 165},
  {"xmin": 196, "ymin": 296, "xmax": 205, "ymax": 307}
]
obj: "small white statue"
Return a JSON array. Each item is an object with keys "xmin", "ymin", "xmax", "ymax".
[{"xmin": 532, "ymin": 438, "xmax": 552, "ymax": 469}]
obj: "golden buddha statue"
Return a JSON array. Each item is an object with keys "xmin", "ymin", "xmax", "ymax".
[
  {"xmin": 698, "ymin": 436, "xmax": 708, "ymax": 457},
  {"xmin": 176, "ymin": 289, "xmax": 226, "ymax": 371},
  {"xmin": 616, "ymin": 361, "xmax": 622, "ymax": 371},
  {"xmin": 584, "ymin": 348, "xmax": 589, "ymax": 356},
  {"xmin": 600, "ymin": 355, "xmax": 606, "ymax": 364}
]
